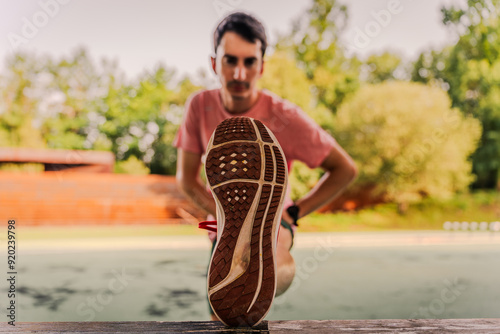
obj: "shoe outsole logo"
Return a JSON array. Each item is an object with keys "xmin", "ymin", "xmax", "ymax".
[{"xmin": 205, "ymin": 117, "xmax": 287, "ymax": 327}]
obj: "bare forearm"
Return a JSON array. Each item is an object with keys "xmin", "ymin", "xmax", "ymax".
[
  {"xmin": 295, "ymin": 166, "xmax": 357, "ymax": 219},
  {"xmin": 180, "ymin": 179, "xmax": 216, "ymax": 217}
]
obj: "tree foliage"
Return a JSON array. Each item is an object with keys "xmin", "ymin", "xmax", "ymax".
[
  {"xmin": 412, "ymin": 0, "xmax": 500, "ymax": 188},
  {"xmin": 361, "ymin": 52, "xmax": 405, "ymax": 84},
  {"xmin": 0, "ymin": 54, "xmax": 47, "ymax": 149},
  {"xmin": 0, "ymin": 49, "xmax": 200, "ymax": 175},
  {"xmin": 334, "ymin": 82, "xmax": 481, "ymax": 205},
  {"xmin": 276, "ymin": 0, "xmax": 360, "ymax": 113},
  {"xmin": 0, "ymin": 0, "xmax": 490, "ymax": 208},
  {"xmin": 259, "ymin": 51, "xmax": 334, "ymax": 200},
  {"xmin": 259, "ymin": 51, "xmax": 314, "ymax": 112}
]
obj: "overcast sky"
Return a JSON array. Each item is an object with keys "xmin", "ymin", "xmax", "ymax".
[{"xmin": 0, "ymin": 0, "xmax": 465, "ymax": 80}]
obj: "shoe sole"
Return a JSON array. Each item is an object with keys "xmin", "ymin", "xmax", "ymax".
[{"xmin": 205, "ymin": 116, "xmax": 288, "ymax": 327}]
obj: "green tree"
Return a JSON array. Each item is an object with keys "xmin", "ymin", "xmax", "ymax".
[
  {"xmin": 0, "ymin": 53, "xmax": 47, "ymax": 149},
  {"xmin": 0, "ymin": 49, "xmax": 201, "ymax": 175},
  {"xmin": 259, "ymin": 51, "xmax": 314, "ymax": 111},
  {"xmin": 100, "ymin": 65, "xmax": 174, "ymax": 173},
  {"xmin": 362, "ymin": 52, "xmax": 405, "ymax": 84},
  {"xmin": 259, "ymin": 51, "xmax": 334, "ymax": 200},
  {"xmin": 115, "ymin": 155, "xmax": 150, "ymax": 175},
  {"xmin": 40, "ymin": 48, "xmax": 115, "ymax": 150},
  {"xmin": 276, "ymin": 0, "xmax": 360, "ymax": 113},
  {"xmin": 412, "ymin": 0, "xmax": 500, "ymax": 188},
  {"xmin": 98, "ymin": 66, "xmax": 201, "ymax": 175},
  {"xmin": 334, "ymin": 82, "xmax": 481, "ymax": 209}
]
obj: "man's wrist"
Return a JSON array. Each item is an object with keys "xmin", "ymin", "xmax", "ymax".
[{"xmin": 286, "ymin": 204, "xmax": 300, "ymax": 227}]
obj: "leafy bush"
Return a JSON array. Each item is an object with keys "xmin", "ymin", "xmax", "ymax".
[
  {"xmin": 114, "ymin": 155, "xmax": 150, "ymax": 175},
  {"xmin": 334, "ymin": 81, "xmax": 482, "ymax": 205}
]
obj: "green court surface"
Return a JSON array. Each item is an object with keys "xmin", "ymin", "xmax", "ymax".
[{"xmin": 3, "ymin": 231, "xmax": 500, "ymax": 322}]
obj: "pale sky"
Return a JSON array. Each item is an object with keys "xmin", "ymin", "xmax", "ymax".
[{"xmin": 0, "ymin": 0, "xmax": 465, "ymax": 81}]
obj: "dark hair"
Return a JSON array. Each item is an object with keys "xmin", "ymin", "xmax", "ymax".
[{"xmin": 214, "ymin": 12, "xmax": 267, "ymax": 57}]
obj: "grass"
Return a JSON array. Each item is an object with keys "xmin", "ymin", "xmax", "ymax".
[
  {"xmin": 300, "ymin": 190, "xmax": 500, "ymax": 232},
  {"xmin": 18, "ymin": 191, "xmax": 499, "ymax": 239}
]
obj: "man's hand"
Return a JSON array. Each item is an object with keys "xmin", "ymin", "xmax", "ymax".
[{"xmin": 294, "ymin": 142, "xmax": 358, "ymax": 219}]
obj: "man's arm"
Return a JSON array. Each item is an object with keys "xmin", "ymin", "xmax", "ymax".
[
  {"xmin": 176, "ymin": 149, "xmax": 216, "ymax": 217},
  {"xmin": 283, "ymin": 141, "xmax": 358, "ymax": 222}
]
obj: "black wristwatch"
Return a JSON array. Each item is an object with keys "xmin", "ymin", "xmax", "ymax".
[{"xmin": 286, "ymin": 204, "xmax": 300, "ymax": 227}]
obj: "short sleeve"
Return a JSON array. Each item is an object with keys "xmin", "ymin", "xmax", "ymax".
[
  {"xmin": 280, "ymin": 104, "xmax": 336, "ymax": 169},
  {"xmin": 173, "ymin": 94, "xmax": 204, "ymax": 154}
]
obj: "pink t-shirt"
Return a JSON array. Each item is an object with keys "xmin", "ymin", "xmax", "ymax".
[{"xmin": 173, "ymin": 88, "xmax": 336, "ymax": 211}]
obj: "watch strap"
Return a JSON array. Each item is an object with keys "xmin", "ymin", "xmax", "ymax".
[{"xmin": 286, "ymin": 204, "xmax": 300, "ymax": 227}]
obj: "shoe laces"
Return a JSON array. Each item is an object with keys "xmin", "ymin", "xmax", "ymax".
[{"xmin": 198, "ymin": 220, "xmax": 217, "ymax": 233}]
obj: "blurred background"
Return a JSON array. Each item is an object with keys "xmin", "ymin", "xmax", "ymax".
[{"xmin": 0, "ymin": 0, "xmax": 499, "ymax": 323}]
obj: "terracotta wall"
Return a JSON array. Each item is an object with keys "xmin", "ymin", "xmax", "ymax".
[{"xmin": 0, "ymin": 172, "xmax": 204, "ymax": 226}]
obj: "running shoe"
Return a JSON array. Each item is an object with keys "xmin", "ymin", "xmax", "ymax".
[{"xmin": 204, "ymin": 116, "xmax": 288, "ymax": 327}]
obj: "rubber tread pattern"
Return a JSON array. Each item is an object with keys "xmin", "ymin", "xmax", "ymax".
[
  {"xmin": 248, "ymin": 185, "xmax": 282, "ymax": 317},
  {"xmin": 272, "ymin": 146, "xmax": 286, "ymax": 185},
  {"xmin": 254, "ymin": 119, "xmax": 274, "ymax": 143},
  {"xmin": 209, "ymin": 182, "xmax": 259, "ymax": 287},
  {"xmin": 213, "ymin": 117, "xmax": 257, "ymax": 145},
  {"xmin": 206, "ymin": 143, "xmax": 261, "ymax": 186},
  {"xmin": 263, "ymin": 145, "xmax": 274, "ymax": 182},
  {"xmin": 206, "ymin": 116, "xmax": 287, "ymax": 327},
  {"xmin": 209, "ymin": 185, "xmax": 277, "ymax": 327}
]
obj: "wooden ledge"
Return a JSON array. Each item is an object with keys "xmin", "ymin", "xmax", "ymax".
[{"xmin": 2, "ymin": 319, "xmax": 500, "ymax": 333}]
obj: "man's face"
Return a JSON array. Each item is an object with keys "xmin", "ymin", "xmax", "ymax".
[{"xmin": 212, "ymin": 31, "xmax": 264, "ymax": 101}]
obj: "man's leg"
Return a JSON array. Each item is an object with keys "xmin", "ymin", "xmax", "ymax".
[
  {"xmin": 211, "ymin": 311, "xmax": 220, "ymax": 321},
  {"xmin": 276, "ymin": 224, "xmax": 295, "ymax": 296}
]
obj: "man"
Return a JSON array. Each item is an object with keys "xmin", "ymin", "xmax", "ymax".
[{"xmin": 174, "ymin": 12, "xmax": 357, "ymax": 325}]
